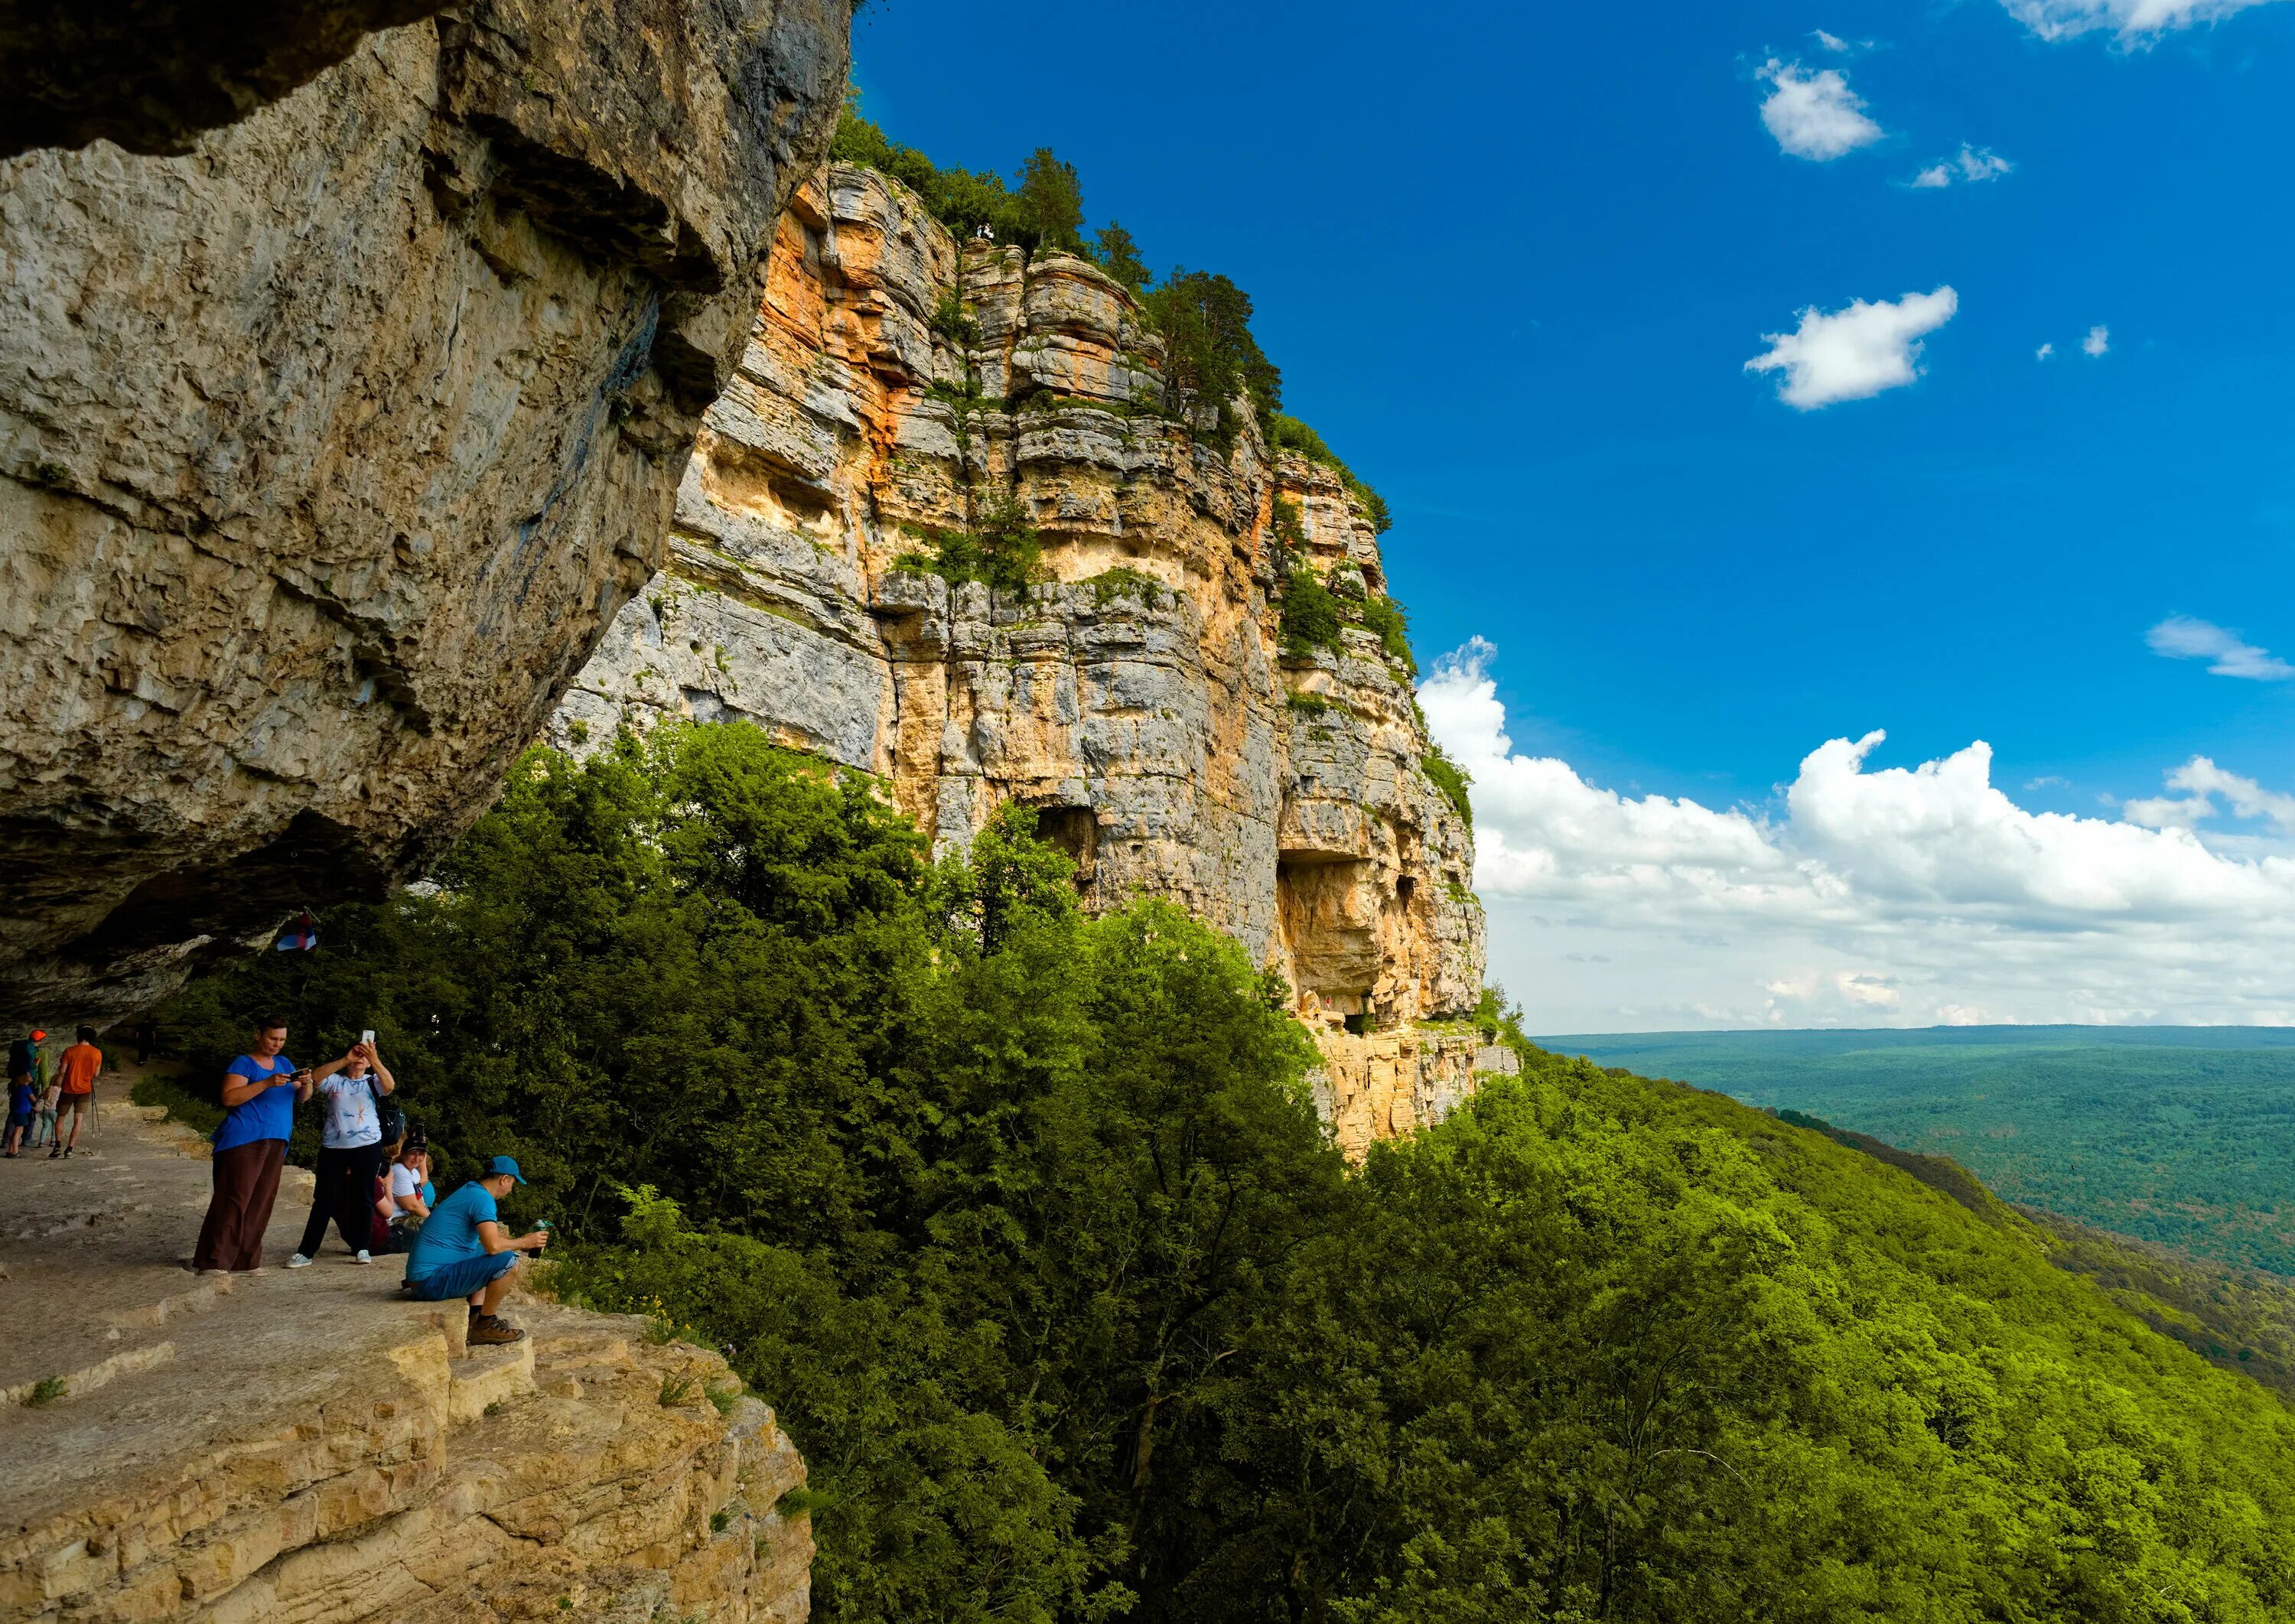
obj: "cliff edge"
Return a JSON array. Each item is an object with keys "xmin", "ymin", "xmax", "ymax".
[
  {"xmin": 552, "ymin": 164, "xmax": 1489, "ymax": 1151},
  {"xmin": 0, "ymin": 1102, "xmax": 810, "ymax": 1622}
]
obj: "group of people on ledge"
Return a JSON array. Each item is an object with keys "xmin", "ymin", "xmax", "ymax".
[
  {"xmin": 194, "ymin": 1016, "xmax": 552, "ymax": 1345},
  {"xmin": 9, "ymin": 1013, "xmax": 552, "ymax": 1343},
  {"xmin": 5, "ymin": 1025, "xmax": 106, "ymax": 1158}
]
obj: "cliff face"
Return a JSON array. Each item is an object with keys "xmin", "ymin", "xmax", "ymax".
[
  {"xmin": 554, "ymin": 165, "xmax": 1488, "ymax": 1150},
  {"xmin": 0, "ymin": 0, "xmax": 853, "ymax": 1024}
]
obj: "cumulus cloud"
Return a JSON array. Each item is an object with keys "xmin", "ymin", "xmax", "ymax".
[
  {"xmin": 2147, "ymin": 615, "xmax": 2295, "ymax": 680},
  {"xmin": 2036, "ymin": 342, "xmax": 2056, "ymax": 360},
  {"xmin": 2000, "ymin": 0, "xmax": 2287, "ymax": 41},
  {"xmin": 2083, "ymin": 324, "xmax": 2111, "ymax": 356},
  {"xmin": 2124, "ymin": 758, "xmax": 2295, "ymax": 833},
  {"xmin": 1910, "ymin": 145, "xmax": 2014, "ymax": 187},
  {"xmin": 1744, "ymin": 287, "xmax": 1958, "ymax": 409},
  {"xmin": 1812, "ymin": 28, "xmax": 1853, "ymax": 49},
  {"xmin": 1420, "ymin": 639, "xmax": 2295, "ymax": 1030},
  {"xmin": 1757, "ymin": 59, "xmax": 1884, "ymax": 160}
]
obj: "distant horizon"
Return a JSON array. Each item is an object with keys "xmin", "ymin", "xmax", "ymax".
[{"xmin": 1540, "ymin": 1021, "xmax": 2295, "ymax": 1040}]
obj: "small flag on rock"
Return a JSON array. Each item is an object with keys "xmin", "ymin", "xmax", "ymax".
[{"xmin": 275, "ymin": 910, "xmax": 319, "ymax": 952}]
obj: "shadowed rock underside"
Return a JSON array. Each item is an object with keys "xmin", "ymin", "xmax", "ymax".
[{"xmin": 0, "ymin": 0, "xmax": 855, "ymax": 1024}]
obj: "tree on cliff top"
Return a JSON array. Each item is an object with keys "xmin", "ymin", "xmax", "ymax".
[{"xmin": 1144, "ymin": 269, "xmax": 1281, "ymax": 429}]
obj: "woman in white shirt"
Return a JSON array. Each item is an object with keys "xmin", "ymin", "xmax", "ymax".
[
  {"xmin": 287, "ymin": 1038, "xmax": 396, "ymax": 1267},
  {"xmin": 376, "ymin": 1137, "xmax": 434, "ymax": 1252}
]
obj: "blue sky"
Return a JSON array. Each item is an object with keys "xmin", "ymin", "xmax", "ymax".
[{"xmin": 852, "ymin": 0, "xmax": 2295, "ymax": 1029}]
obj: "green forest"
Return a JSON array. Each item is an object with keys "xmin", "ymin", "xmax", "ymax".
[
  {"xmin": 1552, "ymin": 1029, "xmax": 2295, "ymax": 1274},
  {"xmin": 151, "ymin": 724, "xmax": 2295, "ymax": 1623}
]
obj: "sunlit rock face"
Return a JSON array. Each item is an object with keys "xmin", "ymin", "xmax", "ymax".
[
  {"xmin": 0, "ymin": 0, "xmax": 854, "ymax": 1023},
  {"xmin": 555, "ymin": 164, "xmax": 1489, "ymax": 1150}
]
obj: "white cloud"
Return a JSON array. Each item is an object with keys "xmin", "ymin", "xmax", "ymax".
[
  {"xmin": 2000, "ymin": 0, "xmax": 2287, "ymax": 42},
  {"xmin": 1812, "ymin": 28, "xmax": 1852, "ymax": 49},
  {"xmin": 2036, "ymin": 342, "xmax": 2056, "ymax": 360},
  {"xmin": 2083, "ymin": 324, "xmax": 2111, "ymax": 356},
  {"xmin": 1420, "ymin": 639, "xmax": 2295, "ymax": 1031},
  {"xmin": 2146, "ymin": 614, "xmax": 2295, "ymax": 680},
  {"xmin": 1757, "ymin": 59, "xmax": 1884, "ymax": 160},
  {"xmin": 1745, "ymin": 287, "xmax": 1958, "ymax": 410},
  {"xmin": 1909, "ymin": 144, "xmax": 2014, "ymax": 188},
  {"xmin": 2124, "ymin": 757, "xmax": 2295, "ymax": 833}
]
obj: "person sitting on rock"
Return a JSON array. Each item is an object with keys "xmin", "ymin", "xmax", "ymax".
[
  {"xmin": 372, "ymin": 1134, "xmax": 433, "ymax": 1254},
  {"xmin": 399, "ymin": 1154, "xmax": 549, "ymax": 1345},
  {"xmin": 49, "ymin": 1025, "xmax": 103, "ymax": 1160}
]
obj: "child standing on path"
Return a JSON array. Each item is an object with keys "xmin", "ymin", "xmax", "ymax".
[{"xmin": 5, "ymin": 1029, "xmax": 36, "ymax": 1158}]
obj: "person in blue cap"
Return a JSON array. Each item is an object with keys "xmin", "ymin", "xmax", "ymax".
[{"xmin": 399, "ymin": 1154, "xmax": 549, "ymax": 1345}]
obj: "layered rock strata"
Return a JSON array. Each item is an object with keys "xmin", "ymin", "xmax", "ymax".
[
  {"xmin": 1, "ymin": 1102, "xmax": 811, "ymax": 1623},
  {"xmin": 0, "ymin": 0, "xmax": 854, "ymax": 1023},
  {"xmin": 554, "ymin": 164, "xmax": 1489, "ymax": 1149}
]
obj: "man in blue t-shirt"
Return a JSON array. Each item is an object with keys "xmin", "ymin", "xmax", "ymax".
[
  {"xmin": 192, "ymin": 1017, "xmax": 313, "ymax": 1273},
  {"xmin": 402, "ymin": 1155, "xmax": 550, "ymax": 1345}
]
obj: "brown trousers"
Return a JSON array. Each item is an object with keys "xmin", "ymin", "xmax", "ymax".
[{"xmin": 194, "ymin": 1139, "xmax": 287, "ymax": 1271}]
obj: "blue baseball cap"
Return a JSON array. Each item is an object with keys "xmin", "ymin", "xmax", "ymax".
[{"xmin": 483, "ymin": 1155, "xmax": 526, "ymax": 1185}]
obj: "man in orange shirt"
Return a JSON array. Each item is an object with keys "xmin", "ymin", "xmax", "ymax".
[{"xmin": 50, "ymin": 1025, "xmax": 101, "ymax": 1160}]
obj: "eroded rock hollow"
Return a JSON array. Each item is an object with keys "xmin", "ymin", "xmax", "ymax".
[
  {"xmin": 553, "ymin": 165, "xmax": 1491, "ymax": 1152},
  {"xmin": 0, "ymin": 0, "xmax": 855, "ymax": 1023}
]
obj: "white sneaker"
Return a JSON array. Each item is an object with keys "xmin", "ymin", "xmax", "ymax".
[
  {"xmin": 351, "ymin": 1250, "xmax": 373, "ymax": 1265},
  {"xmin": 286, "ymin": 1254, "xmax": 314, "ymax": 1269}
]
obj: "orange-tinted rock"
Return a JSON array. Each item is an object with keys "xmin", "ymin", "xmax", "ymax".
[{"xmin": 558, "ymin": 164, "xmax": 1490, "ymax": 1150}]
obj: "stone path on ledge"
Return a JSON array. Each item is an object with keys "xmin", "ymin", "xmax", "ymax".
[{"xmin": 0, "ymin": 1074, "xmax": 812, "ymax": 1623}]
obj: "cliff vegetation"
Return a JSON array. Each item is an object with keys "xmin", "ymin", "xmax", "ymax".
[{"xmin": 160, "ymin": 721, "xmax": 2295, "ymax": 1624}]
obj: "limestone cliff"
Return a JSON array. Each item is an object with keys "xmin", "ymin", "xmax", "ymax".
[
  {"xmin": 0, "ymin": 0, "xmax": 854, "ymax": 1024},
  {"xmin": 553, "ymin": 164, "xmax": 1489, "ymax": 1151}
]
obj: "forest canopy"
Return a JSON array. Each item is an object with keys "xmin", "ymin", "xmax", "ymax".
[{"xmin": 158, "ymin": 721, "xmax": 2295, "ymax": 1624}]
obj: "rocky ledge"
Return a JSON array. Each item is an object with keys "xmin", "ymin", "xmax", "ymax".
[
  {"xmin": 0, "ymin": 0, "xmax": 854, "ymax": 1024},
  {"xmin": 552, "ymin": 164, "xmax": 1489, "ymax": 1150},
  {"xmin": 0, "ymin": 1101, "xmax": 809, "ymax": 1622}
]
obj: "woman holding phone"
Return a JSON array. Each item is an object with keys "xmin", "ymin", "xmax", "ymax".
[
  {"xmin": 286, "ymin": 1035, "xmax": 396, "ymax": 1268},
  {"xmin": 194, "ymin": 1016, "xmax": 314, "ymax": 1274}
]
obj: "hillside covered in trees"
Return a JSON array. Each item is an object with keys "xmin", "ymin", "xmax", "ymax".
[{"xmin": 159, "ymin": 723, "xmax": 2295, "ymax": 1624}]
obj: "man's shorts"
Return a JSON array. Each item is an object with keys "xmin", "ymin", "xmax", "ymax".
[
  {"xmin": 402, "ymin": 1250, "xmax": 516, "ymax": 1302},
  {"xmin": 55, "ymin": 1092, "xmax": 90, "ymax": 1118}
]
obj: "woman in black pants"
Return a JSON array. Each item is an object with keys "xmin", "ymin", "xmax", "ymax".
[{"xmin": 286, "ymin": 1039, "xmax": 396, "ymax": 1267}]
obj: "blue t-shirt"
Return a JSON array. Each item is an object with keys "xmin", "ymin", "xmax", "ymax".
[
  {"xmin": 8, "ymin": 1078, "xmax": 31, "ymax": 1116},
  {"xmin": 212, "ymin": 1054, "xmax": 297, "ymax": 1153},
  {"xmin": 405, "ymin": 1180, "xmax": 499, "ymax": 1283}
]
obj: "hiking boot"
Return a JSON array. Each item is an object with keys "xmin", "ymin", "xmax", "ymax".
[
  {"xmin": 351, "ymin": 1249, "xmax": 373, "ymax": 1265},
  {"xmin": 286, "ymin": 1254, "xmax": 314, "ymax": 1269},
  {"xmin": 468, "ymin": 1315, "xmax": 525, "ymax": 1346},
  {"xmin": 47, "ymin": 1147, "xmax": 61, "ymax": 1159}
]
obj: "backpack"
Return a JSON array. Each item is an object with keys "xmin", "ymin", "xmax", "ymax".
[
  {"xmin": 8, "ymin": 1039, "xmax": 34, "ymax": 1079},
  {"xmin": 368, "ymin": 1076, "xmax": 407, "ymax": 1147}
]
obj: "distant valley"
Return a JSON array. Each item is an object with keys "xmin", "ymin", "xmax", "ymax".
[{"xmin": 1545, "ymin": 1026, "xmax": 2295, "ymax": 1277}]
